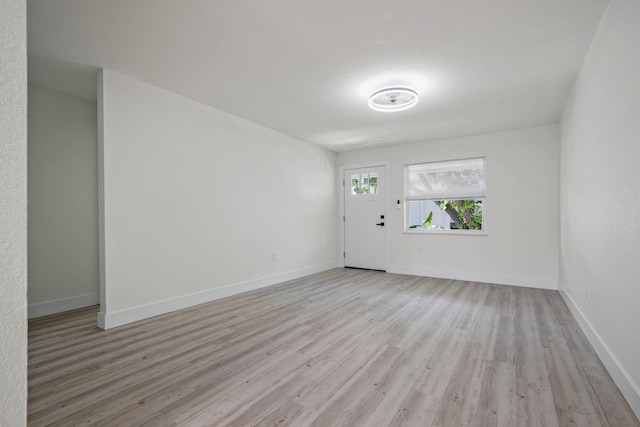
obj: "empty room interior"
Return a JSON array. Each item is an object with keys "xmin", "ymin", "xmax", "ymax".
[{"xmin": 2, "ymin": 0, "xmax": 640, "ymax": 425}]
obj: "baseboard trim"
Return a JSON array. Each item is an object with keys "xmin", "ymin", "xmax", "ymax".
[
  {"xmin": 98, "ymin": 262, "xmax": 338, "ymax": 330},
  {"xmin": 386, "ymin": 265, "xmax": 557, "ymax": 290},
  {"xmin": 28, "ymin": 293, "xmax": 99, "ymax": 319},
  {"xmin": 559, "ymin": 290, "xmax": 640, "ymax": 420}
]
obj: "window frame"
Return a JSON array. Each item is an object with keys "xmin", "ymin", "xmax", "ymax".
[
  {"xmin": 349, "ymin": 171, "xmax": 379, "ymax": 197},
  {"xmin": 403, "ymin": 157, "xmax": 487, "ymax": 235}
]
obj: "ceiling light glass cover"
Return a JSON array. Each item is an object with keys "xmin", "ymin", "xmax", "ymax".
[{"xmin": 368, "ymin": 87, "xmax": 419, "ymax": 112}]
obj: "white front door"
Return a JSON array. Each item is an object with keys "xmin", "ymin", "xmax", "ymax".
[{"xmin": 344, "ymin": 166, "xmax": 386, "ymax": 271}]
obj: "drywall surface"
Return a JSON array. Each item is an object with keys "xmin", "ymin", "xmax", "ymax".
[
  {"xmin": 99, "ymin": 69, "xmax": 336, "ymax": 314},
  {"xmin": 0, "ymin": 0, "xmax": 27, "ymax": 424},
  {"xmin": 560, "ymin": 0, "xmax": 640, "ymax": 404},
  {"xmin": 28, "ymin": 85, "xmax": 99, "ymax": 306},
  {"xmin": 338, "ymin": 125, "xmax": 560, "ymax": 288}
]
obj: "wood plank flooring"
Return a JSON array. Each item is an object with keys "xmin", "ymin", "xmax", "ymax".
[{"xmin": 28, "ymin": 268, "xmax": 639, "ymax": 426}]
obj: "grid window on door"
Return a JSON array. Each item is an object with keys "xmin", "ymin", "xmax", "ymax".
[{"xmin": 351, "ymin": 173, "xmax": 378, "ymax": 195}]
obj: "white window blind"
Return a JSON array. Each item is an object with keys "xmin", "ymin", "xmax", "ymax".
[{"xmin": 406, "ymin": 157, "xmax": 485, "ymax": 201}]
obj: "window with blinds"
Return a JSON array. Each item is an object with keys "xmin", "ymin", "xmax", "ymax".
[{"xmin": 405, "ymin": 157, "xmax": 486, "ymax": 232}]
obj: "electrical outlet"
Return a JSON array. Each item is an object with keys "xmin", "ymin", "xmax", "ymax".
[
  {"xmin": 418, "ymin": 246, "xmax": 424, "ymax": 254},
  {"xmin": 272, "ymin": 253, "xmax": 277, "ymax": 262}
]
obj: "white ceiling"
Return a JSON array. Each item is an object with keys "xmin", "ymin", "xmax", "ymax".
[{"xmin": 27, "ymin": 0, "xmax": 608, "ymax": 152}]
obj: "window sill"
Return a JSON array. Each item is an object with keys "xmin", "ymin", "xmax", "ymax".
[{"xmin": 403, "ymin": 229, "xmax": 488, "ymax": 236}]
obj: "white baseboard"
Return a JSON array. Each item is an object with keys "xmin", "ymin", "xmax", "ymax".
[
  {"xmin": 387, "ymin": 265, "xmax": 557, "ymax": 290},
  {"xmin": 28, "ymin": 293, "xmax": 100, "ymax": 319},
  {"xmin": 559, "ymin": 290, "xmax": 640, "ymax": 420},
  {"xmin": 97, "ymin": 262, "xmax": 338, "ymax": 330}
]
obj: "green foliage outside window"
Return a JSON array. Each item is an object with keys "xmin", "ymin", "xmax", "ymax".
[
  {"xmin": 409, "ymin": 199, "xmax": 483, "ymax": 230},
  {"xmin": 438, "ymin": 199, "xmax": 482, "ymax": 230},
  {"xmin": 352, "ymin": 175, "xmax": 377, "ymax": 195}
]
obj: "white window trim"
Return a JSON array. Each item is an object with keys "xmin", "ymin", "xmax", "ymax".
[
  {"xmin": 403, "ymin": 227, "xmax": 488, "ymax": 236},
  {"xmin": 403, "ymin": 157, "xmax": 488, "ymax": 235}
]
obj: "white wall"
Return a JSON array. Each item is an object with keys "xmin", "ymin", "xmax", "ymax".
[
  {"xmin": 560, "ymin": 0, "xmax": 640, "ymax": 415},
  {"xmin": 0, "ymin": 0, "xmax": 27, "ymax": 424},
  {"xmin": 28, "ymin": 85, "xmax": 99, "ymax": 315},
  {"xmin": 99, "ymin": 69, "xmax": 337, "ymax": 323},
  {"xmin": 338, "ymin": 125, "xmax": 559, "ymax": 289}
]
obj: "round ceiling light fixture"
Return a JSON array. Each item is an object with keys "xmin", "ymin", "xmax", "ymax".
[{"xmin": 368, "ymin": 86, "xmax": 419, "ymax": 112}]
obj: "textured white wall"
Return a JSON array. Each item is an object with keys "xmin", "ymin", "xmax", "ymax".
[
  {"xmin": 338, "ymin": 125, "xmax": 560, "ymax": 288},
  {"xmin": 0, "ymin": 0, "xmax": 27, "ymax": 424},
  {"xmin": 99, "ymin": 69, "xmax": 337, "ymax": 314},
  {"xmin": 28, "ymin": 85, "xmax": 99, "ymax": 306},
  {"xmin": 560, "ymin": 0, "xmax": 640, "ymax": 400}
]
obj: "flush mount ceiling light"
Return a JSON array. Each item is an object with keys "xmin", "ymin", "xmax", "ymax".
[{"xmin": 368, "ymin": 87, "xmax": 419, "ymax": 112}]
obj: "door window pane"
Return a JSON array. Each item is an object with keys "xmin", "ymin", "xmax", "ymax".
[{"xmin": 351, "ymin": 173, "xmax": 378, "ymax": 195}]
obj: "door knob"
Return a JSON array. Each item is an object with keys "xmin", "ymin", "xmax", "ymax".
[{"xmin": 376, "ymin": 222, "xmax": 385, "ymax": 226}]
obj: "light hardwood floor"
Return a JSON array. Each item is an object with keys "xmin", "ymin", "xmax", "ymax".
[{"xmin": 28, "ymin": 268, "xmax": 639, "ymax": 426}]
